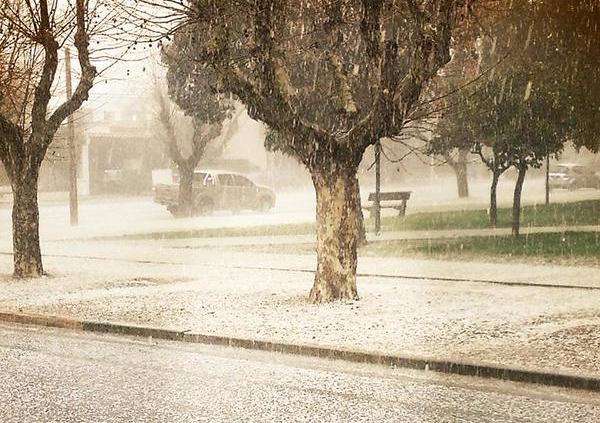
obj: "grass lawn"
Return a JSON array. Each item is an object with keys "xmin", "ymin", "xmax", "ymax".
[
  {"xmin": 363, "ymin": 231, "xmax": 600, "ymax": 266},
  {"xmin": 111, "ymin": 222, "xmax": 316, "ymax": 241},
  {"xmin": 380, "ymin": 199, "xmax": 600, "ymax": 232},
  {"xmin": 109, "ymin": 199, "xmax": 599, "ymax": 241},
  {"xmin": 224, "ymin": 231, "xmax": 600, "ymax": 267}
]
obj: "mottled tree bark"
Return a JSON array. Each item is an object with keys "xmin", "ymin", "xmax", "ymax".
[
  {"xmin": 309, "ymin": 166, "xmax": 361, "ymax": 303},
  {"xmin": 489, "ymin": 170, "xmax": 500, "ymax": 228},
  {"xmin": 512, "ymin": 165, "xmax": 527, "ymax": 237},
  {"xmin": 12, "ymin": 167, "xmax": 43, "ymax": 277}
]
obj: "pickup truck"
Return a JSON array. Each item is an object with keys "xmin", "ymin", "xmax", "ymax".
[{"xmin": 153, "ymin": 169, "xmax": 276, "ymax": 216}]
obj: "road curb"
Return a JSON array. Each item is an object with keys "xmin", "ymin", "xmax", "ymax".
[{"xmin": 2, "ymin": 311, "xmax": 599, "ymax": 392}]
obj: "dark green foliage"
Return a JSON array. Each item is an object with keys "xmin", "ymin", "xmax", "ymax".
[
  {"xmin": 534, "ymin": 0, "xmax": 600, "ymax": 153},
  {"xmin": 369, "ymin": 232, "xmax": 600, "ymax": 265}
]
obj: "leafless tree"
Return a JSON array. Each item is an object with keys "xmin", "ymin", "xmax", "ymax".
[
  {"xmin": 0, "ymin": 0, "xmax": 115, "ymax": 277},
  {"xmin": 153, "ymin": 81, "xmax": 242, "ymax": 216},
  {"xmin": 151, "ymin": 40, "xmax": 238, "ymax": 216}
]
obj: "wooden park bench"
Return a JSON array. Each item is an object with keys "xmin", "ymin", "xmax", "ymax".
[{"xmin": 364, "ymin": 191, "xmax": 411, "ymax": 218}]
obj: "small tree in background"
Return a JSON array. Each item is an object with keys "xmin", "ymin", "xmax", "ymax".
[
  {"xmin": 427, "ymin": 132, "xmax": 472, "ymax": 200},
  {"xmin": 156, "ymin": 41, "xmax": 236, "ymax": 216},
  {"xmin": 424, "ymin": 17, "xmax": 482, "ymax": 200},
  {"xmin": 470, "ymin": 0, "xmax": 578, "ymax": 236},
  {"xmin": 472, "ymin": 141, "xmax": 511, "ymax": 228},
  {"xmin": 429, "ymin": 0, "xmax": 599, "ymax": 234},
  {"xmin": 446, "ymin": 148, "xmax": 470, "ymax": 198},
  {"xmin": 474, "ymin": 78, "xmax": 566, "ymax": 236}
]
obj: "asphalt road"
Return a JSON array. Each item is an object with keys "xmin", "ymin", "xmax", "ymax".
[{"xmin": 0, "ymin": 324, "xmax": 599, "ymax": 422}]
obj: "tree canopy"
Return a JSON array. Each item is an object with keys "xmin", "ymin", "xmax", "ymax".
[{"xmin": 429, "ymin": 0, "xmax": 600, "ymax": 170}]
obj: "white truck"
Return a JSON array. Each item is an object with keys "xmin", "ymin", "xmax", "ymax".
[{"xmin": 152, "ymin": 169, "xmax": 276, "ymax": 216}]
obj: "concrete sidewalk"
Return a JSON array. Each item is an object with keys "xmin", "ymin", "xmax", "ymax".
[{"xmin": 19, "ymin": 231, "xmax": 600, "ymax": 289}]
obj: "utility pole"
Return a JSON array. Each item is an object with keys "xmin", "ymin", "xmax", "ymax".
[
  {"xmin": 65, "ymin": 47, "xmax": 79, "ymax": 225},
  {"xmin": 374, "ymin": 140, "xmax": 381, "ymax": 234}
]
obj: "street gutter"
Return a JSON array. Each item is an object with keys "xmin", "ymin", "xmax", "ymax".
[{"xmin": 1, "ymin": 311, "xmax": 599, "ymax": 392}]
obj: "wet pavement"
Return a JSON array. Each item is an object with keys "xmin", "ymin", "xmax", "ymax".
[{"xmin": 1, "ymin": 323, "xmax": 599, "ymax": 422}]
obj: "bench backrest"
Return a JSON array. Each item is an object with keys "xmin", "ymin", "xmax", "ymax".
[{"xmin": 368, "ymin": 191, "xmax": 411, "ymax": 201}]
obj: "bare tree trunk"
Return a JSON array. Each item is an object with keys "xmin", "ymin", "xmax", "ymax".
[
  {"xmin": 177, "ymin": 162, "xmax": 194, "ymax": 217},
  {"xmin": 512, "ymin": 165, "xmax": 527, "ymax": 237},
  {"xmin": 445, "ymin": 149, "xmax": 469, "ymax": 199},
  {"xmin": 489, "ymin": 170, "xmax": 500, "ymax": 228},
  {"xmin": 455, "ymin": 149, "xmax": 469, "ymax": 198},
  {"xmin": 309, "ymin": 167, "xmax": 360, "ymax": 303},
  {"xmin": 454, "ymin": 162, "xmax": 469, "ymax": 198},
  {"xmin": 12, "ymin": 166, "xmax": 43, "ymax": 278}
]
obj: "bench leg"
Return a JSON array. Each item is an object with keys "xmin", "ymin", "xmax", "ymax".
[{"xmin": 398, "ymin": 200, "xmax": 407, "ymax": 217}]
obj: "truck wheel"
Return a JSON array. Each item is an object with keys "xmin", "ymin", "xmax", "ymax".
[{"xmin": 167, "ymin": 204, "xmax": 181, "ymax": 218}]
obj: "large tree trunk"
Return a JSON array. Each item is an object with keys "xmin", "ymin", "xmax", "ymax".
[
  {"xmin": 12, "ymin": 167, "xmax": 43, "ymax": 278},
  {"xmin": 489, "ymin": 170, "xmax": 500, "ymax": 228},
  {"xmin": 309, "ymin": 167, "xmax": 361, "ymax": 303},
  {"xmin": 512, "ymin": 165, "xmax": 527, "ymax": 237},
  {"xmin": 177, "ymin": 162, "xmax": 194, "ymax": 217}
]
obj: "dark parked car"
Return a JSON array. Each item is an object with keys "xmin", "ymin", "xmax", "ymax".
[
  {"xmin": 549, "ymin": 164, "xmax": 600, "ymax": 190},
  {"xmin": 154, "ymin": 170, "xmax": 276, "ymax": 216}
]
